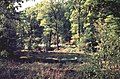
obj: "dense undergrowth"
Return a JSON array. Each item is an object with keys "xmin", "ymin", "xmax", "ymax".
[{"xmin": 0, "ymin": 51, "xmax": 120, "ymax": 79}]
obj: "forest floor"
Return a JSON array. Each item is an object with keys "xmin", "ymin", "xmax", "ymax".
[
  {"xmin": 0, "ymin": 50, "xmax": 92, "ymax": 79},
  {"xmin": 0, "ymin": 50, "xmax": 119, "ymax": 79}
]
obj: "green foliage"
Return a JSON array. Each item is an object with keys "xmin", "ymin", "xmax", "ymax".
[
  {"xmin": 16, "ymin": 8, "xmax": 44, "ymax": 50},
  {"xmin": 0, "ymin": 0, "xmax": 24, "ymax": 57},
  {"xmin": 0, "ymin": 0, "xmax": 120, "ymax": 78}
]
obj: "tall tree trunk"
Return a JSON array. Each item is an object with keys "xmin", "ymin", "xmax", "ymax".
[
  {"xmin": 28, "ymin": 35, "xmax": 32, "ymax": 50},
  {"xmin": 78, "ymin": 6, "xmax": 81, "ymax": 40},
  {"xmin": 28, "ymin": 26, "xmax": 32, "ymax": 50},
  {"xmin": 77, "ymin": 2, "xmax": 84, "ymax": 41},
  {"xmin": 48, "ymin": 30, "xmax": 52, "ymax": 48},
  {"xmin": 56, "ymin": 22, "xmax": 59, "ymax": 50},
  {"xmin": 78, "ymin": 16, "xmax": 80, "ymax": 40}
]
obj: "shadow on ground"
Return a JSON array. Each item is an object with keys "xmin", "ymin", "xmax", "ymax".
[{"xmin": 14, "ymin": 51, "xmax": 90, "ymax": 64}]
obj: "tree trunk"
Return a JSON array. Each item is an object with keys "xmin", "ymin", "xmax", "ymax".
[
  {"xmin": 28, "ymin": 25, "xmax": 33, "ymax": 50},
  {"xmin": 78, "ymin": 7, "xmax": 81, "ymax": 40},
  {"xmin": 28, "ymin": 35, "xmax": 32, "ymax": 50},
  {"xmin": 56, "ymin": 22, "xmax": 59, "ymax": 50},
  {"xmin": 78, "ymin": 16, "xmax": 80, "ymax": 40},
  {"xmin": 48, "ymin": 30, "xmax": 52, "ymax": 48}
]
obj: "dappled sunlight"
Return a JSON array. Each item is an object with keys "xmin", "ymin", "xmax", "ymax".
[{"xmin": 0, "ymin": 0, "xmax": 120, "ymax": 79}]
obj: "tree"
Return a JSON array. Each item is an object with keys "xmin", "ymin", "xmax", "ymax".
[
  {"xmin": 48, "ymin": 0, "xmax": 64, "ymax": 50},
  {"xmin": 70, "ymin": 0, "xmax": 84, "ymax": 40},
  {"xmin": 95, "ymin": 1, "xmax": 120, "ymax": 77},
  {"xmin": 0, "ymin": 0, "xmax": 23, "ymax": 57},
  {"xmin": 16, "ymin": 6, "xmax": 44, "ymax": 50},
  {"xmin": 37, "ymin": 0, "xmax": 68, "ymax": 50}
]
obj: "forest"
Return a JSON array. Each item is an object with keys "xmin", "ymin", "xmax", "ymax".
[{"xmin": 0, "ymin": 0, "xmax": 120, "ymax": 79}]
